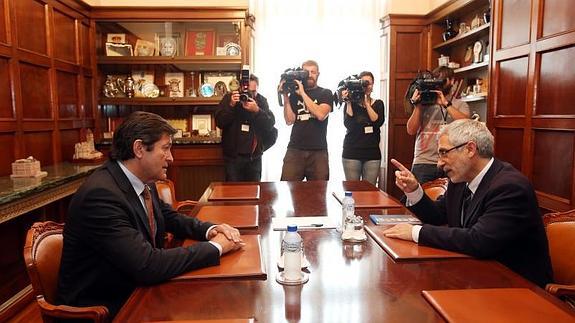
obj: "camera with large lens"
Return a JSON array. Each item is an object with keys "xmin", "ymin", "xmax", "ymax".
[
  {"xmin": 409, "ymin": 70, "xmax": 445, "ymax": 106},
  {"xmin": 278, "ymin": 67, "xmax": 309, "ymax": 106},
  {"xmin": 280, "ymin": 68, "xmax": 309, "ymax": 93},
  {"xmin": 239, "ymin": 66, "xmax": 251, "ymax": 102},
  {"xmin": 333, "ymin": 75, "xmax": 369, "ymax": 105}
]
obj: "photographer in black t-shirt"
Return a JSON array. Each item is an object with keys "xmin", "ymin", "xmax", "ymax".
[
  {"xmin": 216, "ymin": 74, "xmax": 275, "ymax": 181},
  {"xmin": 278, "ymin": 60, "xmax": 333, "ymax": 181},
  {"xmin": 341, "ymin": 71, "xmax": 385, "ymax": 186}
]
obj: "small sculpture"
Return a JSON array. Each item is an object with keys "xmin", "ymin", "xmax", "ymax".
[{"xmin": 442, "ymin": 19, "xmax": 457, "ymax": 41}]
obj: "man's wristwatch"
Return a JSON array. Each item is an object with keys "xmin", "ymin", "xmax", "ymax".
[
  {"xmin": 409, "ymin": 98, "xmax": 417, "ymax": 106},
  {"xmin": 446, "ymin": 100, "xmax": 452, "ymax": 108}
]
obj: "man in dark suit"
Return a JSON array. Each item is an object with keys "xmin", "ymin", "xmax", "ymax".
[
  {"xmin": 384, "ymin": 119, "xmax": 552, "ymax": 287},
  {"xmin": 57, "ymin": 111, "xmax": 244, "ymax": 316}
]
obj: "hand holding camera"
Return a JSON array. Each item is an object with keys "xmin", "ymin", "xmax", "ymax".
[
  {"xmin": 334, "ymin": 75, "xmax": 369, "ymax": 106},
  {"xmin": 229, "ymin": 91, "xmax": 241, "ymax": 107},
  {"xmin": 277, "ymin": 67, "xmax": 310, "ymax": 106}
]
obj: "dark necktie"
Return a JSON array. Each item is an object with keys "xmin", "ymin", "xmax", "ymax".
[
  {"xmin": 460, "ymin": 185, "xmax": 472, "ymax": 227},
  {"xmin": 142, "ymin": 185, "xmax": 156, "ymax": 246}
]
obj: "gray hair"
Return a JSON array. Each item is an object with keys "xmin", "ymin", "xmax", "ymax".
[{"xmin": 440, "ymin": 119, "xmax": 494, "ymax": 158}]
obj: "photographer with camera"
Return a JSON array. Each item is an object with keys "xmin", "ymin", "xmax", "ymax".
[
  {"xmin": 278, "ymin": 60, "xmax": 333, "ymax": 181},
  {"xmin": 340, "ymin": 71, "xmax": 385, "ymax": 185},
  {"xmin": 216, "ymin": 73, "xmax": 276, "ymax": 181},
  {"xmin": 407, "ymin": 66, "xmax": 470, "ymax": 183}
]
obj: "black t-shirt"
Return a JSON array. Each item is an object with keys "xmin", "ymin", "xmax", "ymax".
[
  {"xmin": 287, "ymin": 86, "xmax": 333, "ymax": 150},
  {"xmin": 342, "ymin": 99, "xmax": 385, "ymax": 160}
]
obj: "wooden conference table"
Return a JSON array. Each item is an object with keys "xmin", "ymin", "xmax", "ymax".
[{"xmin": 114, "ymin": 181, "xmax": 568, "ymax": 322}]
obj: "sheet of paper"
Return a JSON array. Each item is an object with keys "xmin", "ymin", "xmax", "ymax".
[{"xmin": 272, "ymin": 216, "xmax": 337, "ymax": 231}]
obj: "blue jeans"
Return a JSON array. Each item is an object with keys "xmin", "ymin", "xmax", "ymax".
[
  {"xmin": 411, "ymin": 163, "xmax": 445, "ymax": 184},
  {"xmin": 225, "ymin": 155, "xmax": 262, "ymax": 182},
  {"xmin": 342, "ymin": 158, "xmax": 380, "ymax": 185}
]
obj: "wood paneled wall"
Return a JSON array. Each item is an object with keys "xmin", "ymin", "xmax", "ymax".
[
  {"xmin": 0, "ymin": 0, "xmax": 94, "ymax": 177},
  {"xmin": 380, "ymin": 15, "xmax": 428, "ymax": 198},
  {"xmin": 489, "ymin": 0, "xmax": 575, "ymax": 212}
]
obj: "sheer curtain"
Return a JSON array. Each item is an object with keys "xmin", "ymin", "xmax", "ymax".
[{"xmin": 249, "ymin": 0, "xmax": 383, "ymax": 181}]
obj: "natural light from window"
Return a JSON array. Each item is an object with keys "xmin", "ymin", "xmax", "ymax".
[{"xmin": 250, "ymin": 0, "xmax": 384, "ymax": 181}]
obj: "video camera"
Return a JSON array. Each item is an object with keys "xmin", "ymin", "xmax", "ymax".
[
  {"xmin": 278, "ymin": 67, "xmax": 309, "ymax": 106},
  {"xmin": 407, "ymin": 70, "xmax": 446, "ymax": 106},
  {"xmin": 333, "ymin": 75, "xmax": 369, "ymax": 105},
  {"xmin": 239, "ymin": 66, "xmax": 251, "ymax": 102}
]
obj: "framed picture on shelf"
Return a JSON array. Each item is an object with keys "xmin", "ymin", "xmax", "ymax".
[
  {"xmin": 185, "ymin": 30, "xmax": 215, "ymax": 56},
  {"xmin": 202, "ymin": 72, "xmax": 237, "ymax": 88},
  {"xmin": 155, "ymin": 32, "xmax": 181, "ymax": 57},
  {"xmin": 132, "ymin": 70, "xmax": 155, "ymax": 97},
  {"xmin": 106, "ymin": 33, "xmax": 126, "ymax": 43},
  {"xmin": 134, "ymin": 39, "xmax": 155, "ymax": 56},
  {"xmin": 192, "ymin": 114, "xmax": 212, "ymax": 135},
  {"xmin": 164, "ymin": 72, "xmax": 184, "ymax": 97},
  {"xmin": 105, "ymin": 43, "xmax": 133, "ymax": 56},
  {"xmin": 217, "ymin": 32, "xmax": 237, "ymax": 47}
]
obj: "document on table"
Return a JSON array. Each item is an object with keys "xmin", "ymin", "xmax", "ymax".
[{"xmin": 272, "ymin": 216, "xmax": 337, "ymax": 231}]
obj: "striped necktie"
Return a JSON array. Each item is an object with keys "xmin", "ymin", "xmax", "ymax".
[{"xmin": 142, "ymin": 185, "xmax": 156, "ymax": 246}]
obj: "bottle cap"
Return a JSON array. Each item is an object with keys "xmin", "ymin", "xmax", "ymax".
[
  {"xmin": 287, "ymin": 225, "xmax": 297, "ymax": 232},
  {"xmin": 345, "ymin": 191, "xmax": 352, "ymax": 197}
]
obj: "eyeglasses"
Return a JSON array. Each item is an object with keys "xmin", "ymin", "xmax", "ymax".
[{"xmin": 438, "ymin": 142, "xmax": 468, "ymax": 158}]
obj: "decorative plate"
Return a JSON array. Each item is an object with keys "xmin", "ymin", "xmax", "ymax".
[
  {"xmin": 228, "ymin": 77, "xmax": 240, "ymax": 91},
  {"xmin": 224, "ymin": 42, "xmax": 241, "ymax": 56},
  {"xmin": 199, "ymin": 83, "xmax": 215, "ymax": 97},
  {"xmin": 141, "ymin": 83, "xmax": 160, "ymax": 98}
]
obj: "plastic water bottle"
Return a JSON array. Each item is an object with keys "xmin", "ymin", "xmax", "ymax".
[
  {"xmin": 341, "ymin": 191, "xmax": 355, "ymax": 231},
  {"xmin": 282, "ymin": 225, "xmax": 302, "ymax": 281}
]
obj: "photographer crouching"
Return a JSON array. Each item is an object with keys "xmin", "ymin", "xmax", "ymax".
[
  {"xmin": 406, "ymin": 66, "xmax": 470, "ymax": 184},
  {"xmin": 336, "ymin": 71, "xmax": 385, "ymax": 185},
  {"xmin": 215, "ymin": 71, "xmax": 276, "ymax": 181},
  {"xmin": 278, "ymin": 60, "xmax": 333, "ymax": 181}
]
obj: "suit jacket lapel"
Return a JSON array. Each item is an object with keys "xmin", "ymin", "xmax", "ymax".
[
  {"xmin": 463, "ymin": 159, "xmax": 503, "ymax": 227},
  {"xmin": 105, "ymin": 160, "xmax": 155, "ymax": 241}
]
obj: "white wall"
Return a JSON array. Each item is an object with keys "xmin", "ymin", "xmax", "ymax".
[
  {"xmin": 81, "ymin": 0, "xmax": 446, "ymax": 15},
  {"xmin": 81, "ymin": 0, "xmax": 248, "ymax": 7},
  {"xmin": 382, "ymin": 0, "xmax": 450, "ymax": 16}
]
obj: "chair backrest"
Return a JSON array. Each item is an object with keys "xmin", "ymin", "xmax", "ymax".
[
  {"xmin": 156, "ymin": 179, "xmax": 176, "ymax": 208},
  {"xmin": 543, "ymin": 209, "xmax": 575, "ymax": 285},
  {"xmin": 421, "ymin": 177, "xmax": 449, "ymax": 201},
  {"xmin": 23, "ymin": 221, "xmax": 65, "ymax": 303}
]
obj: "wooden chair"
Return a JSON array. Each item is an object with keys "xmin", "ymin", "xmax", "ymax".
[
  {"xmin": 155, "ymin": 179, "xmax": 198, "ymax": 248},
  {"xmin": 543, "ymin": 209, "xmax": 575, "ymax": 309},
  {"xmin": 155, "ymin": 179, "xmax": 197, "ymax": 214},
  {"xmin": 421, "ymin": 177, "xmax": 449, "ymax": 201},
  {"xmin": 23, "ymin": 221, "xmax": 109, "ymax": 323}
]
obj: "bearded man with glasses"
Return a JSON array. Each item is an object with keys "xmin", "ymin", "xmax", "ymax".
[{"xmin": 384, "ymin": 119, "xmax": 552, "ymax": 288}]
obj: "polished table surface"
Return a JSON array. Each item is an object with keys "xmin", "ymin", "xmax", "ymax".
[{"xmin": 114, "ymin": 181, "xmax": 570, "ymax": 322}]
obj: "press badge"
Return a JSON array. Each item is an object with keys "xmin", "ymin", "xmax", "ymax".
[
  {"xmin": 299, "ymin": 113, "xmax": 311, "ymax": 121},
  {"xmin": 364, "ymin": 126, "xmax": 374, "ymax": 134},
  {"xmin": 439, "ymin": 123, "xmax": 447, "ymax": 132},
  {"xmin": 241, "ymin": 124, "xmax": 250, "ymax": 132}
]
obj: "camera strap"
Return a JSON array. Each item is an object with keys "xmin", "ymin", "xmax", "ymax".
[{"xmin": 440, "ymin": 105, "xmax": 448, "ymax": 123}]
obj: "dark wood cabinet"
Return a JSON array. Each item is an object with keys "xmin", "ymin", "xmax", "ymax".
[
  {"xmin": 489, "ymin": 0, "xmax": 575, "ymax": 212},
  {"xmin": 92, "ymin": 7, "xmax": 254, "ymax": 199}
]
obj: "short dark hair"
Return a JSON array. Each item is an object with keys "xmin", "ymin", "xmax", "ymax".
[
  {"xmin": 432, "ymin": 66, "xmax": 454, "ymax": 80},
  {"xmin": 110, "ymin": 111, "xmax": 176, "ymax": 161},
  {"xmin": 358, "ymin": 71, "xmax": 374, "ymax": 82},
  {"xmin": 249, "ymin": 74, "xmax": 259, "ymax": 85}
]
